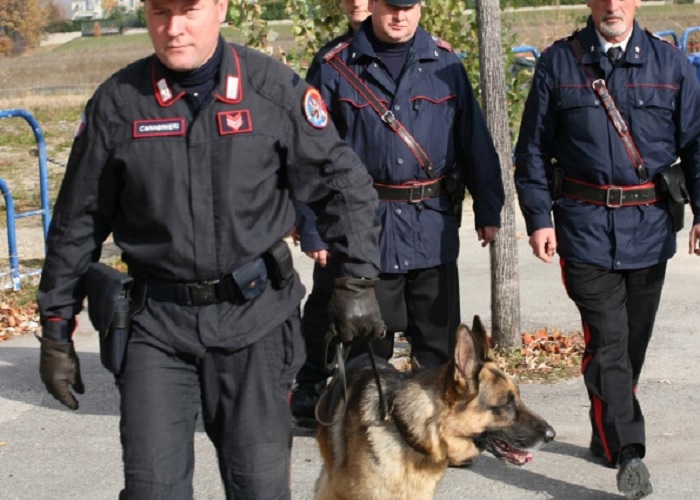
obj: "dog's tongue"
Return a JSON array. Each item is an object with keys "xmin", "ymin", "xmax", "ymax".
[
  {"xmin": 505, "ymin": 449, "xmax": 533, "ymax": 465},
  {"xmin": 495, "ymin": 439, "xmax": 534, "ymax": 465}
]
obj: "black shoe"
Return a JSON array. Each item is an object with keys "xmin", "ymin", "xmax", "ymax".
[
  {"xmin": 290, "ymin": 381, "xmax": 326, "ymax": 429},
  {"xmin": 616, "ymin": 446, "xmax": 653, "ymax": 499},
  {"xmin": 589, "ymin": 434, "xmax": 616, "ymax": 469}
]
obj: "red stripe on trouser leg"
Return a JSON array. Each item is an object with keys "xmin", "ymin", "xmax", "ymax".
[
  {"xmin": 592, "ymin": 396, "xmax": 613, "ymax": 464},
  {"xmin": 559, "ymin": 258, "xmax": 568, "ymax": 293},
  {"xmin": 580, "ymin": 320, "xmax": 592, "ymax": 375},
  {"xmin": 582, "ymin": 318, "xmax": 612, "ymax": 465}
]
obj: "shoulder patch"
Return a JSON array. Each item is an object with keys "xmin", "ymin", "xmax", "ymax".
[
  {"xmin": 432, "ymin": 36, "xmax": 453, "ymax": 52},
  {"xmin": 302, "ymin": 87, "xmax": 328, "ymax": 129}
]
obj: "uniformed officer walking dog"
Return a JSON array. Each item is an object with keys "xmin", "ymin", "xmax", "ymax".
[
  {"xmin": 35, "ymin": 0, "xmax": 386, "ymax": 499},
  {"xmin": 313, "ymin": 316, "xmax": 555, "ymax": 500},
  {"xmin": 514, "ymin": 0, "xmax": 700, "ymax": 497},
  {"xmin": 291, "ymin": 0, "xmax": 505, "ymax": 427}
]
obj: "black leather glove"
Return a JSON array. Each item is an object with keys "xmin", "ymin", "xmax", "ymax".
[
  {"xmin": 328, "ymin": 277, "xmax": 386, "ymax": 344},
  {"xmin": 37, "ymin": 319, "xmax": 84, "ymax": 410}
]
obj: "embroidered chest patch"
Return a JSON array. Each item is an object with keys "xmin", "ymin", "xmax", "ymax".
[
  {"xmin": 303, "ymin": 88, "xmax": 328, "ymax": 129},
  {"xmin": 133, "ymin": 118, "xmax": 186, "ymax": 138},
  {"xmin": 217, "ymin": 110, "xmax": 252, "ymax": 135}
]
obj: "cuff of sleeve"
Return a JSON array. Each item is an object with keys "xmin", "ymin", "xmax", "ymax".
[
  {"xmin": 338, "ymin": 262, "xmax": 379, "ymax": 280},
  {"xmin": 525, "ymin": 214, "xmax": 554, "ymax": 236},
  {"xmin": 300, "ymin": 233, "xmax": 328, "ymax": 253}
]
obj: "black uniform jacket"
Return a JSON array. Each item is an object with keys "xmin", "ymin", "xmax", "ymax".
[{"xmin": 37, "ymin": 39, "xmax": 380, "ymax": 351}]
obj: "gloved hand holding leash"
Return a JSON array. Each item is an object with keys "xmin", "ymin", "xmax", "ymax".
[
  {"xmin": 327, "ymin": 277, "xmax": 386, "ymax": 343},
  {"xmin": 317, "ymin": 277, "xmax": 389, "ymax": 425}
]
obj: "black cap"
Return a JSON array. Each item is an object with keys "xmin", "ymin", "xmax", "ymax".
[{"xmin": 385, "ymin": 0, "xmax": 421, "ymax": 6}]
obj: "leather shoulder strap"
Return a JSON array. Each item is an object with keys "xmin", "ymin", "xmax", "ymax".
[{"xmin": 325, "ymin": 53, "xmax": 435, "ymax": 179}]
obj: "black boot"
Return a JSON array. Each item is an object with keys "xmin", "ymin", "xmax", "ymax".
[
  {"xmin": 290, "ymin": 380, "xmax": 326, "ymax": 428},
  {"xmin": 616, "ymin": 445, "xmax": 653, "ymax": 499}
]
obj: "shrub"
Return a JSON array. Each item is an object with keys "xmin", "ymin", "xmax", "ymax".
[
  {"xmin": 261, "ymin": 1, "xmax": 287, "ymax": 21},
  {"xmin": 45, "ymin": 20, "xmax": 78, "ymax": 34},
  {"xmin": 0, "ymin": 36, "xmax": 13, "ymax": 57}
]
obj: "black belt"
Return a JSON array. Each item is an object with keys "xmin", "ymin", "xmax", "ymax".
[
  {"xmin": 144, "ymin": 275, "xmax": 242, "ymax": 306},
  {"xmin": 373, "ymin": 177, "xmax": 447, "ymax": 202},
  {"xmin": 562, "ymin": 177, "xmax": 663, "ymax": 208}
]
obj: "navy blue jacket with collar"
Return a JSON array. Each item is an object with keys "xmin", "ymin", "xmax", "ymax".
[
  {"xmin": 515, "ymin": 18, "xmax": 700, "ymax": 270},
  {"xmin": 298, "ymin": 18, "xmax": 504, "ymax": 273}
]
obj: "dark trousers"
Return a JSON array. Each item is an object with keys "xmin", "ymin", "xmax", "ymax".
[
  {"xmin": 561, "ymin": 259, "xmax": 667, "ymax": 463},
  {"xmin": 294, "ymin": 262, "xmax": 336, "ymax": 384},
  {"xmin": 351, "ymin": 262, "xmax": 461, "ymax": 369},
  {"xmin": 117, "ymin": 311, "xmax": 304, "ymax": 500}
]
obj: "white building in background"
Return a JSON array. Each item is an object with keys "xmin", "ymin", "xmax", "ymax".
[{"xmin": 71, "ymin": 0, "xmax": 138, "ymax": 20}]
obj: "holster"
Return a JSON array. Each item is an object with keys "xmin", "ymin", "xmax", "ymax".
[
  {"xmin": 655, "ymin": 163, "xmax": 689, "ymax": 232},
  {"xmin": 85, "ymin": 263, "xmax": 134, "ymax": 376},
  {"xmin": 550, "ymin": 166, "xmax": 565, "ymax": 201},
  {"xmin": 263, "ymin": 240, "xmax": 295, "ymax": 290},
  {"xmin": 445, "ymin": 174, "xmax": 466, "ymax": 228}
]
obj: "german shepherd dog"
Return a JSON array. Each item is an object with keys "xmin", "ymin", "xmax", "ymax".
[{"xmin": 314, "ymin": 316, "xmax": 556, "ymax": 500}]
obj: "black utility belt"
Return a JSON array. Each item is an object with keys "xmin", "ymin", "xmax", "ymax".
[
  {"xmin": 141, "ymin": 240, "xmax": 294, "ymax": 307},
  {"xmin": 562, "ymin": 177, "xmax": 663, "ymax": 208},
  {"xmin": 373, "ymin": 177, "xmax": 447, "ymax": 202}
]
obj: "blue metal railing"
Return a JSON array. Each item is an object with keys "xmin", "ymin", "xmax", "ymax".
[
  {"xmin": 0, "ymin": 108, "xmax": 52, "ymax": 290},
  {"xmin": 654, "ymin": 29, "xmax": 680, "ymax": 48},
  {"xmin": 681, "ymin": 26, "xmax": 700, "ymax": 55}
]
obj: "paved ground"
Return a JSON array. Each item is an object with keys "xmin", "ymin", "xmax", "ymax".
[{"xmin": 1, "ymin": 207, "xmax": 699, "ymax": 499}]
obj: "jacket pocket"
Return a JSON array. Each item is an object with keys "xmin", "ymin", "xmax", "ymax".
[
  {"xmin": 555, "ymin": 87, "xmax": 602, "ymax": 143},
  {"xmin": 264, "ymin": 309, "xmax": 305, "ymax": 386},
  {"xmin": 630, "ymin": 85, "xmax": 676, "ymax": 134}
]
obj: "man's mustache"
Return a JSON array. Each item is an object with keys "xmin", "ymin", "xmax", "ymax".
[{"xmin": 602, "ymin": 15, "xmax": 624, "ymax": 23}]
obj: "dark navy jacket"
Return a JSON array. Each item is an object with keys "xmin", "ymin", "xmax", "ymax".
[
  {"xmin": 515, "ymin": 19, "xmax": 700, "ymax": 270},
  {"xmin": 37, "ymin": 38, "xmax": 380, "ymax": 351},
  {"xmin": 298, "ymin": 18, "xmax": 504, "ymax": 273}
]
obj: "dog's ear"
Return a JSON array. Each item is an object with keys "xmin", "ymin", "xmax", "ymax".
[
  {"xmin": 470, "ymin": 315, "xmax": 490, "ymax": 361},
  {"xmin": 454, "ymin": 324, "xmax": 480, "ymax": 390}
]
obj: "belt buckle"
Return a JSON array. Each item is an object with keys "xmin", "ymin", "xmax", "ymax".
[
  {"xmin": 188, "ymin": 281, "xmax": 219, "ymax": 305},
  {"xmin": 606, "ymin": 186, "xmax": 623, "ymax": 208},
  {"xmin": 407, "ymin": 183, "xmax": 426, "ymax": 202}
]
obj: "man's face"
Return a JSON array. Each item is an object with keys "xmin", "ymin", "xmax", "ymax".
[
  {"xmin": 145, "ymin": 0, "xmax": 228, "ymax": 72},
  {"xmin": 341, "ymin": 0, "xmax": 370, "ymax": 32},
  {"xmin": 587, "ymin": 0, "xmax": 640, "ymax": 43},
  {"xmin": 368, "ymin": 0, "xmax": 421, "ymax": 44}
]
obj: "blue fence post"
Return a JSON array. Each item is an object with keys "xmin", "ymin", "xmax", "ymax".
[
  {"xmin": 0, "ymin": 179, "xmax": 21, "ymax": 290},
  {"xmin": 681, "ymin": 26, "xmax": 700, "ymax": 54},
  {"xmin": 0, "ymin": 108, "xmax": 52, "ymax": 290}
]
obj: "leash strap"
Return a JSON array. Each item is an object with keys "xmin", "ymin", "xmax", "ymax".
[
  {"xmin": 567, "ymin": 36, "xmax": 647, "ymax": 182},
  {"xmin": 315, "ymin": 335, "xmax": 348, "ymax": 428},
  {"xmin": 325, "ymin": 55, "xmax": 436, "ymax": 179},
  {"xmin": 315, "ymin": 331, "xmax": 390, "ymax": 426},
  {"xmin": 367, "ymin": 341, "xmax": 389, "ymax": 421}
]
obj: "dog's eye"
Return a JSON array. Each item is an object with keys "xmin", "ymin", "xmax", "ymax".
[{"xmin": 493, "ymin": 393, "xmax": 515, "ymax": 412}]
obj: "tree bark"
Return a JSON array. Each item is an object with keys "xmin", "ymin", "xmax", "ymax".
[{"xmin": 475, "ymin": 0, "xmax": 521, "ymax": 349}]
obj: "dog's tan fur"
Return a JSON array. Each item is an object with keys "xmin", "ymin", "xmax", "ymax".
[{"xmin": 314, "ymin": 316, "xmax": 555, "ymax": 500}]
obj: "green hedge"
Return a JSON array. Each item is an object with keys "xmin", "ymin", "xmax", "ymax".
[
  {"xmin": 261, "ymin": 1, "xmax": 287, "ymax": 21},
  {"xmin": 45, "ymin": 20, "xmax": 83, "ymax": 33}
]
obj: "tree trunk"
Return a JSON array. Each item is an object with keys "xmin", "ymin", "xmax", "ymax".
[{"xmin": 475, "ymin": 0, "xmax": 521, "ymax": 349}]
